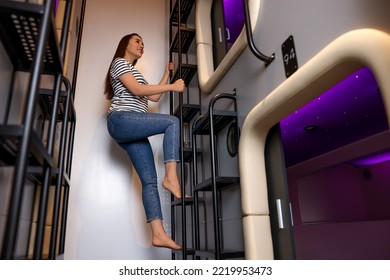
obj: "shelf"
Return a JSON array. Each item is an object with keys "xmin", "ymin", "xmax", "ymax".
[
  {"xmin": 183, "ymin": 146, "xmax": 202, "ymax": 162},
  {"xmin": 195, "ymin": 249, "xmax": 245, "ymax": 260},
  {"xmin": 171, "ymin": 197, "xmax": 194, "ymax": 206},
  {"xmin": 183, "ymin": 146, "xmax": 192, "ymax": 162},
  {"xmin": 192, "ymin": 111, "xmax": 238, "ymax": 135},
  {"xmin": 38, "ymin": 88, "xmax": 76, "ymax": 122},
  {"xmin": 194, "ymin": 176, "xmax": 239, "ymax": 192},
  {"xmin": 170, "ymin": 0, "xmax": 195, "ymax": 25},
  {"xmin": 170, "ymin": 27, "xmax": 195, "ymax": 53},
  {"xmin": 172, "ymin": 63, "xmax": 197, "ymax": 86},
  {"xmin": 26, "ymin": 166, "xmax": 71, "ymax": 186},
  {"xmin": 171, "ymin": 248, "xmax": 196, "ymax": 258},
  {"xmin": 0, "ymin": 1, "xmax": 63, "ymax": 73},
  {"xmin": 0, "ymin": 125, "xmax": 54, "ymax": 167},
  {"xmin": 174, "ymin": 103, "xmax": 200, "ymax": 123}
]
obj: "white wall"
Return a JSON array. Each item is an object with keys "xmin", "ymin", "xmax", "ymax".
[{"xmin": 65, "ymin": 0, "xmax": 172, "ymax": 260}]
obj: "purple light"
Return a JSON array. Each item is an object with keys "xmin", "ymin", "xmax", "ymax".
[
  {"xmin": 54, "ymin": 0, "xmax": 59, "ymax": 16},
  {"xmin": 223, "ymin": 0, "xmax": 245, "ymax": 50},
  {"xmin": 351, "ymin": 150, "xmax": 390, "ymax": 167},
  {"xmin": 280, "ymin": 67, "xmax": 388, "ymax": 167}
]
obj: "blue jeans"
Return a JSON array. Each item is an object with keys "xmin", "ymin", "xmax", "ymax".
[{"xmin": 107, "ymin": 111, "xmax": 180, "ymax": 222}]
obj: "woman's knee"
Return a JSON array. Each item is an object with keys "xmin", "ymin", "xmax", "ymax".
[
  {"xmin": 170, "ymin": 115, "xmax": 180, "ymax": 129},
  {"xmin": 167, "ymin": 114, "xmax": 179, "ymax": 124}
]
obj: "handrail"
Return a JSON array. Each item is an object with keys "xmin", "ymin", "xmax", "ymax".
[
  {"xmin": 208, "ymin": 89, "xmax": 237, "ymax": 115},
  {"xmin": 243, "ymin": 0, "xmax": 275, "ymax": 65}
]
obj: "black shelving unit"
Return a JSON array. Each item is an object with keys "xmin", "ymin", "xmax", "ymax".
[
  {"xmin": 172, "ymin": 63, "xmax": 197, "ymax": 88},
  {"xmin": 0, "ymin": 0, "xmax": 80, "ymax": 260},
  {"xmin": 169, "ymin": 0, "xmax": 199, "ymax": 259},
  {"xmin": 191, "ymin": 90, "xmax": 244, "ymax": 260},
  {"xmin": 169, "ymin": 1, "xmax": 244, "ymax": 260},
  {"xmin": 170, "ymin": 27, "xmax": 196, "ymax": 53}
]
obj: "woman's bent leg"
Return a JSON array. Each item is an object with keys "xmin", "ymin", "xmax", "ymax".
[
  {"xmin": 107, "ymin": 111, "xmax": 180, "ymax": 162},
  {"xmin": 108, "ymin": 111, "xmax": 183, "ymax": 197}
]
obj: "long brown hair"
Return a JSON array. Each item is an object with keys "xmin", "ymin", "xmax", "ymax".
[{"xmin": 103, "ymin": 33, "xmax": 141, "ymax": 100}]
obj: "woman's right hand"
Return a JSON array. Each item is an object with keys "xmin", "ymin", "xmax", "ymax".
[{"xmin": 172, "ymin": 79, "xmax": 186, "ymax": 92}]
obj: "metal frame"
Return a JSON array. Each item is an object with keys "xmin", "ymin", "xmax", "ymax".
[
  {"xmin": 243, "ymin": 0, "xmax": 275, "ymax": 65},
  {"xmin": 0, "ymin": 0, "xmax": 79, "ymax": 260}
]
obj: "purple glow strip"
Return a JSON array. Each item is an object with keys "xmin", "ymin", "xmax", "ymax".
[
  {"xmin": 54, "ymin": 0, "xmax": 59, "ymax": 16},
  {"xmin": 351, "ymin": 150, "xmax": 390, "ymax": 167}
]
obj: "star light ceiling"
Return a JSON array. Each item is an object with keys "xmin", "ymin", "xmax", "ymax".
[{"xmin": 280, "ymin": 67, "xmax": 389, "ymax": 167}]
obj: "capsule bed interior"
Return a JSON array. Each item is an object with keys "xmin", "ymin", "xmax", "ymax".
[{"xmin": 239, "ymin": 29, "xmax": 390, "ymax": 260}]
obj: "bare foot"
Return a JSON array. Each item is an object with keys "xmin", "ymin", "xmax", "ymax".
[
  {"xmin": 152, "ymin": 233, "xmax": 182, "ymax": 250},
  {"xmin": 162, "ymin": 177, "xmax": 183, "ymax": 199},
  {"xmin": 150, "ymin": 219, "xmax": 181, "ymax": 250}
]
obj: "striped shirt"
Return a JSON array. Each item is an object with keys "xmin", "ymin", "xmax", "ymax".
[{"xmin": 108, "ymin": 58, "xmax": 149, "ymax": 114}]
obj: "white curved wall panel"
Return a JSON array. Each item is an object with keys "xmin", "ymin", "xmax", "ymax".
[{"xmin": 196, "ymin": 0, "xmax": 260, "ymax": 94}]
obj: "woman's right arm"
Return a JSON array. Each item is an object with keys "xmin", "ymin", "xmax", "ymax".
[{"xmin": 118, "ymin": 72, "xmax": 186, "ymax": 97}]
